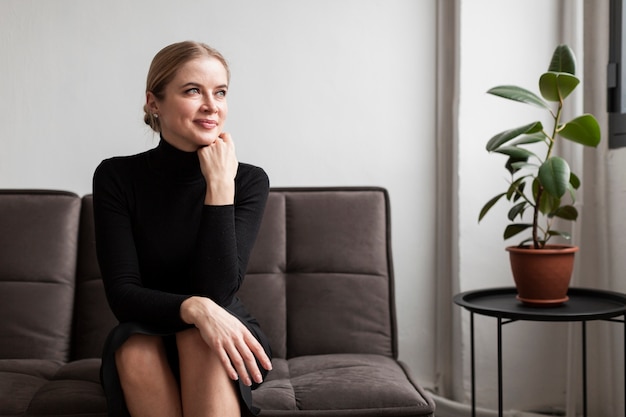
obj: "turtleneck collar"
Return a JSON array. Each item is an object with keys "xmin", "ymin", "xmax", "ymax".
[{"xmin": 149, "ymin": 137, "xmax": 204, "ymax": 183}]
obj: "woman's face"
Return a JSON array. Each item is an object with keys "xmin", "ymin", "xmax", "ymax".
[{"xmin": 147, "ymin": 56, "xmax": 229, "ymax": 152}]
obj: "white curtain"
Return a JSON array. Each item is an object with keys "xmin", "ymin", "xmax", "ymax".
[
  {"xmin": 581, "ymin": 1, "xmax": 622, "ymax": 415},
  {"xmin": 434, "ymin": 0, "xmax": 460, "ymax": 402}
]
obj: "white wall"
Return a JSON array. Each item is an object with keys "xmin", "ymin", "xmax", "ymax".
[{"xmin": 0, "ymin": 0, "xmax": 438, "ymax": 384}]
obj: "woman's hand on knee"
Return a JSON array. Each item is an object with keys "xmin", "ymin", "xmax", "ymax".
[{"xmin": 180, "ymin": 296, "xmax": 272, "ymax": 386}]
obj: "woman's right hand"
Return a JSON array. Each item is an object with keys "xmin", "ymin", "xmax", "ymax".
[
  {"xmin": 180, "ymin": 296, "xmax": 272, "ymax": 386},
  {"xmin": 197, "ymin": 132, "xmax": 238, "ymax": 206}
]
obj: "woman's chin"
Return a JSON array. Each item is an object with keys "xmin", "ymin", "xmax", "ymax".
[{"xmin": 194, "ymin": 136, "xmax": 220, "ymax": 148}]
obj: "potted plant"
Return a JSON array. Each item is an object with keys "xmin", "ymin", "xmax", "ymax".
[{"xmin": 478, "ymin": 44, "xmax": 601, "ymax": 306}]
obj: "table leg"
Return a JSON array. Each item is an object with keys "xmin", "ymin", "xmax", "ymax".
[
  {"xmin": 582, "ymin": 321, "xmax": 587, "ymax": 417},
  {"xmin": 471, "ymin": 312, "xmax": 476, "ymax": 417},
  {"xmin": 498, "ymin": 317, "xmax": 503, "ymax": 417}
]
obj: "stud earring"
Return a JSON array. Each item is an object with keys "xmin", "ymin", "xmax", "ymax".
[{"xmin": 153, "ymin": 113, "xmax": 159, "ymax": 118}]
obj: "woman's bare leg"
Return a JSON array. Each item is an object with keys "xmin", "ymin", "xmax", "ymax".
[
  {"xmin": 177, "ymin": 328, "xmax": 241, "ymax": 417},
  {"xmin": 115, "ymin": 334, "xmax": 182, "ymax": 417}
]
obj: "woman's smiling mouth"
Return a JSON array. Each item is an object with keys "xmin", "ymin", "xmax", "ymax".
[{"xmin": 195, "ymin": 119, "xmax": 218, "ymax": 129}]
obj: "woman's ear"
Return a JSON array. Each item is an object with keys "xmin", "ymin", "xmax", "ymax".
[{"xmin": 146, "ymin": 91, "xmax": 159, "ymax": 113}]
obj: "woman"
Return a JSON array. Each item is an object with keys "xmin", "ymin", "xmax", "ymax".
[{"xmin": 93, "ymin": 41, "xmax": 272, "ymax": 417}]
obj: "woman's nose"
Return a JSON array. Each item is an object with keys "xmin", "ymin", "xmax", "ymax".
[{"xmin": 202, "ymin": 97, "xmax": 218, "ymax": 113}]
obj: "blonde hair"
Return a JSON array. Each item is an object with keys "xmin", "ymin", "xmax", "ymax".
[{"xmin": 143, "ymin": 41, "xmax": 230, "ymax": 132}]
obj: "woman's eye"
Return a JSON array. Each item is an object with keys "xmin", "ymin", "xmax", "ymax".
[
  {"xmin": 216, "ymin": 89, "xmax": 227, "ymax": 98},
  {"xmin": 186, "ymin": 87, "xmax": 200, "ymax": 94}
]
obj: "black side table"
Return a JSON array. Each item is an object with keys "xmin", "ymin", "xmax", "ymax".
[{"xmin": 454, "ymin": 287, "xmax": 626, "ymax": 417}]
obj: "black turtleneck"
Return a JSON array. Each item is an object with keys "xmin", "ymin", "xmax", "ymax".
[{"xmin": 92, "ymin": 138, "xmax": 270, "ymax": 330}]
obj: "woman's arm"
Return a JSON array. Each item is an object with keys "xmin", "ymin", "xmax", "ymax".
[
  {"xmin": 185, "ymin": 133, "xmax": 272, "ymax": 385},
  {"xmin": 190, "ymin": 133, "xmax": 269, "ymax": 306},
  {"xmin": 93, "ymin": 159, "xmax": 190, "ymax": 328}
]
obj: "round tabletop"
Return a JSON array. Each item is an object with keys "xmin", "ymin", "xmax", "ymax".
[{"xmin": 454, "ymin": 287, "xmax": 626, "ymax": 321}]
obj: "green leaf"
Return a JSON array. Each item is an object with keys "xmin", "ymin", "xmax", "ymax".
[
  {"xmin": 518, "ymin": 237, "xmax": 539, "ymax": 247},
  {"xmin": 539, "ymin": 72, "xmax": 580, "ymax": 102},
  {"xmin": 550, "ymin": 205, "xmax": 578, "ymax": 221},
  {"xmin": 486, "ymin": 122, "xmax": 543, "ymax": 151},
  {"xmin": 532, "ymin": 177, "xmax": 540, "ymax": 200},
  {"xmin": 479, "ymin": 193, "xmax": 506, "ymax": 222},
  {"xmin": 508, "ymin": 201, "xmax": 527, "ymax": 221},
  {"xmin": 510, "ymin": 161, "xmax": 538, "ymax": 171},
  {"xmin": 538, "ymin": 157, "xmax": 570, "ymax": 198},
  {"xmin": 548, "ymin": 44, "xmax": 576, "ymax": 75},
  {"xmin": 504, "ymin": 223, "xmax": 532, "ymax": 240},
  {"xmin": 506, "ymin": 177, "xmax": 526, "ymax": 201},
  {"xmin": 487, "ymin": 86, "xmax": 550, "ymax": 110},
  {"xmin": 512, "ymin": 181, "xmax": 527, "ymax": 202},
  {"xmin": 559, "ymin": 114, "xmax": 601, "ymax": 147},
  {"xmin": 538, "ymin": 191, "xmax": 560, "ymax": 215},
  {"xmin": 570, "ymin": 172, "xmax": 581, "ymax": 189},
  {"xmin": 547, "ymin": 230, "xmax": 572, "ymax": 240},
  {"xmin": 507, "ymin": 177, "xmax": 527, "ymax": 200},
  {"xmin": 509, "ymin": 132, "xmax": 547, "ymax": 146},
  {"xmin": 494, "ymin": 146, "xmax": 536, "ymax": 160},
  {"xmin": 506, "ymin": 156, "xmax": 532, "ymax": 175}
]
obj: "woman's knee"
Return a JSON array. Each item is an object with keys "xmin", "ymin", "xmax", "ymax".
[
  {"xmin": 176, "ymin": 328, "xmax": 213, "ymax": 361},
  {"xmin": 115, "ymin": 334, "xmax": 169, "ymax": 381}
]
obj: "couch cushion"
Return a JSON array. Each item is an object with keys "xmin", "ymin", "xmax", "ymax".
[
  {"xmin": 72, "ymin": 195, "xmax": 117, "ymax": 360},
  {"xmin": 240, "ymin": 192, "xmax": 288, "ymax": 358},
  {"xmin": 0, "ymin": 191, "xmax": 81, "ymax": 361},
  {"xmin": 287, "ymin": 273, "xmax": 392, "ymax": 356},
  {"xmin": 253, "ymin": 354, "xmax": 434, "ymax": 416},
  {"xmin": 26, "ymin": 358, "xmax": 106, "ymax": 417},
  {"xmin": 0, "ymin": 359, "xmax": 62, "ymax": 415},
  {"xmin": 238, "ymin": 272, "xmax": 287, "ymax": 359},
  {"xmin": 241, "ymin": 188, "xmax": 396, "ymax": 359},
  {"xmin": 0, "ymin": 358, "xmax": 106, "ymax": 417}
]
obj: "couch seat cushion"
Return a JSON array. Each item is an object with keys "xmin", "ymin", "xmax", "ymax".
[
  {"xmin": 0, "ymin": 358, "xmax": 106, "ymax": 417},
  {"xmin": 26, "ymin": 358, "xmax": 106, "ymax": 416},
  {"xmin": 0, "ymin": 359, "xmax": 62, "ymax": 415},
  {"xmin": 254, "ymin": 354, "xmax": 434, "ymax": 416}
]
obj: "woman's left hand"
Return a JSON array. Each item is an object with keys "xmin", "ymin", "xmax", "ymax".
[{"xmin": 180, "ymin": 296, "xmax": 272, "ymax": 386}]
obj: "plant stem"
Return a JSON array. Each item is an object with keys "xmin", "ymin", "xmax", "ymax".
[
  {"xmin": 532, "ymin": 187, "xmax": 542, "ymax": 248},
  {"xmin": 532, "ymin": 97, "xmax": 563, "ymax": 249},
  {"xmin": 546, "ymin": 100, "xmax": 562, "ymax": 160}
]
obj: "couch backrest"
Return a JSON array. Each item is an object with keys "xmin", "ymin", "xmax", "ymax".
[
  {"xmin": 0, "ymin": 190, "xmax": 81, "ymax": 361},
  {"xmin": 0, "ymin": 188, "xmax": 397, "ymax": 362},
  {"xmin": 238, "ymin": 187, "xmax": 397, "ymax": 359},
  {"xmin": 72, "ymin": 195, "xmax": 117, "ymax": 359}
]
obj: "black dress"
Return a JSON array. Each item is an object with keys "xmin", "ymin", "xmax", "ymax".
[{"xmin": 93, "ymin": 138, "xmax": 271, "ymax": 417}]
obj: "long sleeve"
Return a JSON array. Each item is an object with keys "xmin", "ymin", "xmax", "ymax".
[
  {"xmin": 189, "ymin": 166, "xmax": 269, "ymax": 306},
  {"xmin": 93, "ymin": 158, "xmax": 190, "ymax": 329}
]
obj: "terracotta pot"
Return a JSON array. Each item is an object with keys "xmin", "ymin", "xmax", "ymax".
[{"xmin": 506, "ymin": 244, "xmax": 579, "ymax": 306}]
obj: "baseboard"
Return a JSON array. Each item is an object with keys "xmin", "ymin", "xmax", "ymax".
[{"xmin": 429, "ymin": 392, "xmax": 570, "ymax": 417}]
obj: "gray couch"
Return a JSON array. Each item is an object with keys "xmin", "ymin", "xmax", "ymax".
[{"xmin": 0, "ymin": 187, "xmax": 435, "ymax": 417}]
